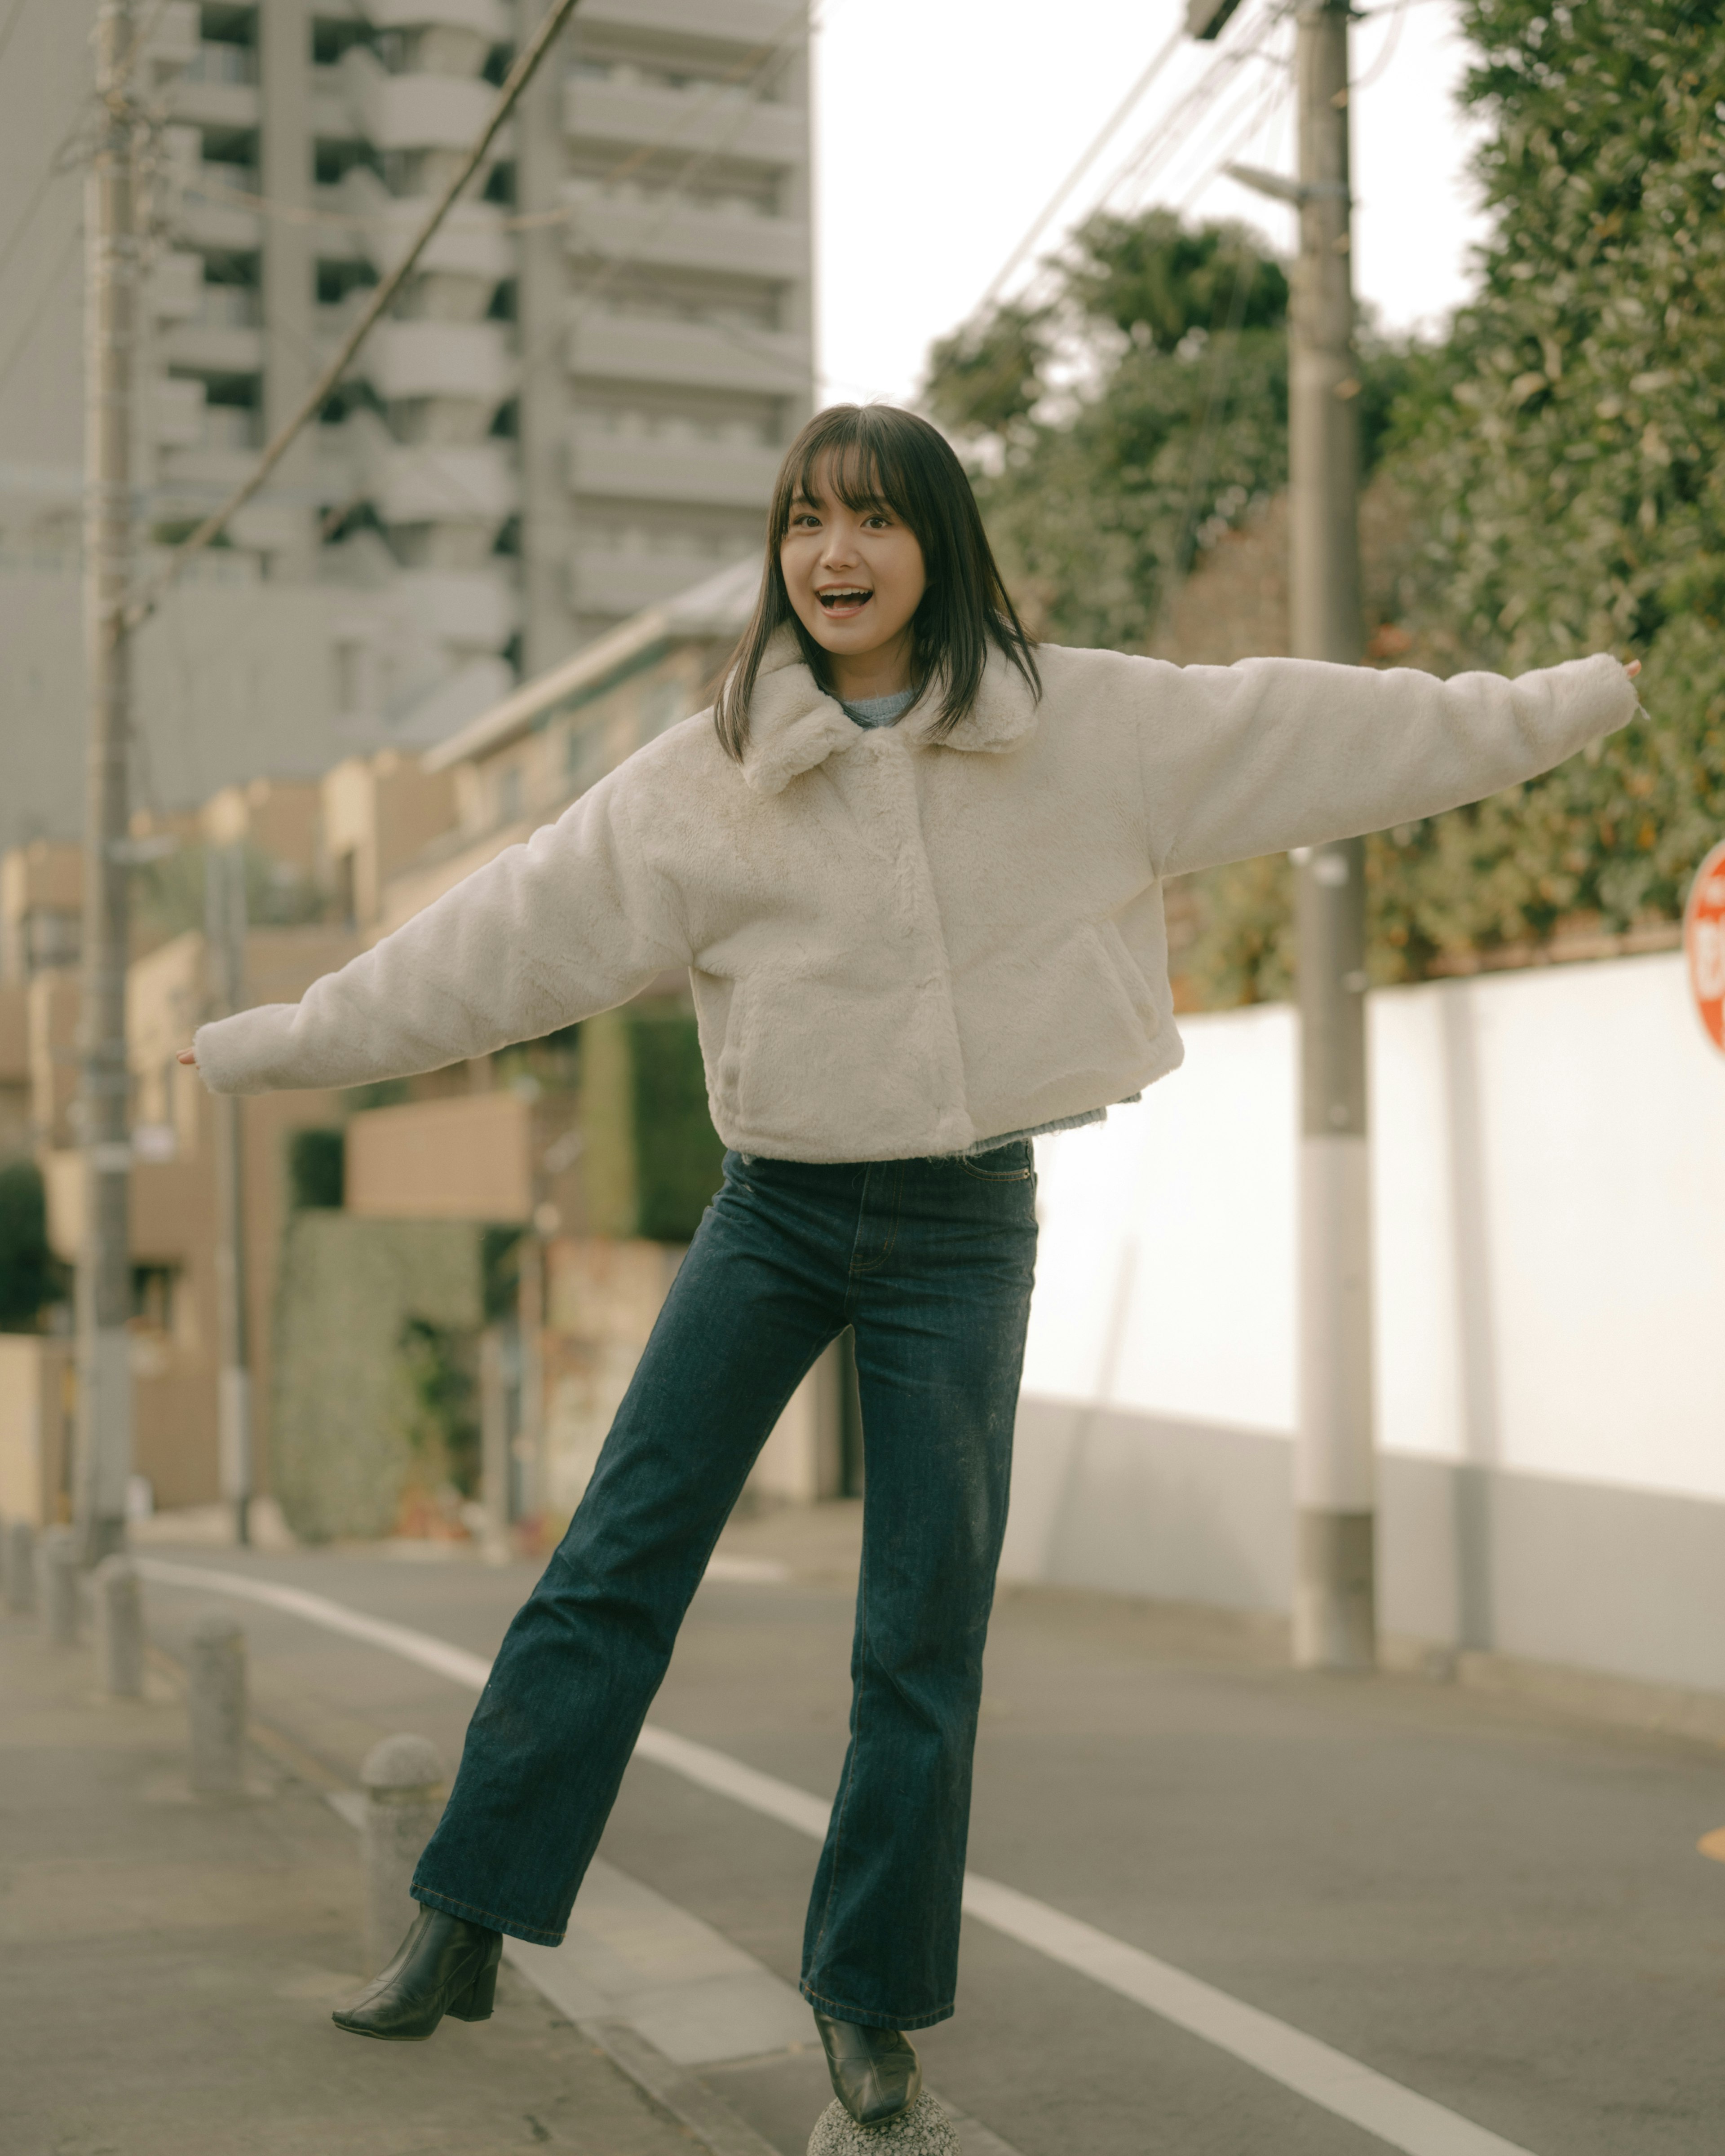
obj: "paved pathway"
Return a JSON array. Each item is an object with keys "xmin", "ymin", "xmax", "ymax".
[
  {"xmin": 97, "ymin": 1505, "xmax": 1725, "ymax": 2153},
  {"xmin": 0, "ymin": 1617, "xmax": 720, "ymax": 2156}
]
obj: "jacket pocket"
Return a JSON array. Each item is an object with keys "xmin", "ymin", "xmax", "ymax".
[
  {"xmin": 959, "ymin": 1146, "xmax": 1034, "ymax": 1182},
  {"xmin": 712, "ymin": 976, "xmax": 750, "ymax": 1123},
  {"xmin": 1090, "ymin": 917, "xmax": 1159, "ymax": 1035}
]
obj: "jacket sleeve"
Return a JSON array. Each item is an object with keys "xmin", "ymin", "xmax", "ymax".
[
  {"xmin": 193, "ymin": 766, "xmax": 692, "ymax": 1096},
  {"xmin": 1144, "ymin": 651, "xmax": 1640, "ymax": 880}
]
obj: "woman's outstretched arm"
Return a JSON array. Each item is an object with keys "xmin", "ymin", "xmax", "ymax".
[
  {"xmin": 1144, "ymin": 651, "xmax": 1641, "ymax": 882},
  {"xmin": 187, "ymin": 768, "xmax": 691, "ymax": 1096}
]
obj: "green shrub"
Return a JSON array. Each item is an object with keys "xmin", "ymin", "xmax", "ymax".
[
  {"xmin": 286, "ymin": 1127, "xmax": 345, "ymax": 1209},
  {"xmin": 0, "ymin": 1158, "xmax": 58, "ymax": 1330}
]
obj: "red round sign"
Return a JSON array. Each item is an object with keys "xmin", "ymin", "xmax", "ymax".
[{"xmin": 1685, "ymin": 838, "xmax": 1725, "ymax": 1053}]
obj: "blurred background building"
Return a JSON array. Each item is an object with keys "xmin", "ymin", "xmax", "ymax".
[{"xmin": 0, "ymin": 0, "xmax": 812, "ymax": 849}]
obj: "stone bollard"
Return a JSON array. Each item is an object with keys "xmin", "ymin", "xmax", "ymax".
[
  {"xmin": 5, "ymin": 1518, "xmax": 37, "ymax": 1615},
  {"xmin": 38, "ymin": 1528, "xmax": 81, "ymax": 1645},
  {"xmin": 93, "ymin": 1554, "xmax": 145, "ymax": 1698},
  {"xmin": 359, "ymin": 1734, "xmax": 446, "ymax": 1974},
  {"xmin": 808, "ymin": 2096, "xmax": 960, "ymax": 2154},
  {"xmin": 187, "ymin": 1610, "xmax": 247, "ymax": 1795}
]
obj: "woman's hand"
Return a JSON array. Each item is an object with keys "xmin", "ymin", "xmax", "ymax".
[
  {"xmin": 1625, "ymin": 660, "xmax": 1641, "ymax": 679},
  {"xmin": 177, "ymin": 1047, "xmax": 197, "ymax": 1067}
]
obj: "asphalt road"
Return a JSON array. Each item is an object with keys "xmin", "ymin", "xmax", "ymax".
[{"xmin": 138, "ymin": 1506, "xmax": 1725, "ymax": 2156}]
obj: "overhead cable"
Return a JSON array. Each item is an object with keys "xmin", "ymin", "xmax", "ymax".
[{"xmin": 974, "ymin": 20, "xmax": 1187, "ymax": 314}]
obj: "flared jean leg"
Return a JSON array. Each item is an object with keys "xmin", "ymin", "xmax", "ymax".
[
  {"xmin": 800, "ymin": 1153, "xmax": 1038, "ymax": 2029},
  {"xmin": 411, "ymin": 1159, "xmax": 848, "ymax": 1944}
]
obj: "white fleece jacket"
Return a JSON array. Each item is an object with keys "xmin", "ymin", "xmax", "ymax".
[{"xmin": 194, "ymin": 629, "xmax": 1638, "ymax": 1162}]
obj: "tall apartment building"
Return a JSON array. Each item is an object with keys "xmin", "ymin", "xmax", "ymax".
[{"xmin": 0, "ymin": 0, "xmax": 812, "ymax": 848}]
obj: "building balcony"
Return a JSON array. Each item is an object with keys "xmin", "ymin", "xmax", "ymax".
[
  {"xmin": 154, "ymin": 446, "xmax": 267, "ymax": 494},
  {"xmin": 161, "ymin": 322, "xmax": 266, "ymax": 376},
  {"xmin": 148, "ymin": 251, "xmax": 203, "ymax": 322},
  {"xmin": 176, "ymin": 168, "xmax": 262, "ymax": 249},
  {"xmin": 185, "ymin": 39, "xmax": 257, "ymax": 84},
  {"xmin": 577, "ymin": 0, "xmax": 799, "ymax": 42},
  {"xmin": 361, "ymin": 67, "xmax": 495, "ymax": 155},
  {"xmin": 562, "ymin": 76, "xmax": 805, "ymax": 170},
  {"xmin": 151, "ymin": 377, "xmax": 205, "ymax": 448},
  {"xmin": 169, "ymin": 75, "xmax": 260, "ymax": 129},
  {"xmin": 569, "ymin": 546, "xmax": 755, "ymax": 619},
  {"xmin": 363, "ymin": 319, "xmax": 513, "ymax": 406},
  {"xmin": 567, "ymin": 311, "xmax": 809, "ymax": 399},
  {"xmin": 568, "ymin": 429, "xmax": 783, "ymax": 512},
  {"xmin": 561, "ymin": 187, "xmax": 809, "ymax": 283},
  {"xmin": 373, "ymin": 441, "xmax": 517, "ymax": 527},
  {"xmin": 342, "ymin": 169, "xmax": 512, "ymax": 284},
  {"xmin": 365, "ymin": 0, "xmax": 509, "ymax": 37}
]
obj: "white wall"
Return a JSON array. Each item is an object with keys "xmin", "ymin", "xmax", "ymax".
[{"xmin": 1008, "ymin": 954, "xmax": 1725, "ymax": 1623}]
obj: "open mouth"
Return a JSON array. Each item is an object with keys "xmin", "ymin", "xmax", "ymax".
[{"xmin": 817, "ymin": 588, "xmax": 872, "ymax": 616}]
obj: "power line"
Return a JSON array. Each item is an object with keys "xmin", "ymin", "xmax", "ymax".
[
  {"xmin": 973, "ymin": 0, "xmax": 1295, "ymax": 324},
  {"xmin": 1096, "ymin": 2, "xmax": 1294, "ymax": 220},
  {"xmin": 1351, "ymin": 0, "xmax": 1414, "ymax": 91},
  {"xmin": 0, "ymin": 0, "xmax": 32, "ymax": 71},
  {"xmin": 0, "ymin": 215, "xmax": 81, "ymax": 399},
  {"xmin": 1172, "ymin": 23, "xmax": 1295, "ymax": 212},
  {"xmin": 974, "ymin": 21, "xmax": 1186, "ymax": 313}
]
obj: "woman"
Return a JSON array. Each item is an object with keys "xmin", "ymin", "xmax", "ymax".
[{"xmin": 185, "ymin": 403, "xmax": 1638, "ymax": 2124}]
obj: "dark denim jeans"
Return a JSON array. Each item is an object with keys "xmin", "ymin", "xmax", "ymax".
[{"xmin": 412, "ymin": 1143, "xmax": 1038, "ymax": 2030}]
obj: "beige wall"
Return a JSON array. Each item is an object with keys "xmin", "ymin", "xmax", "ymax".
[
  {"xmin": 323, "ymin": 750, "xmax": 457, "ymax": 932},
  {"xmin": 0, "ymin": 840, "xmax": 81, "ymax": 985},
  {"xmin": 0, "ymin": 1335, "xmax": 73, "ymax": 1527},
  {"xmin": 0, "ymin": 982, "xmax": 28, "ymax": 1155},
  {"xmin": 200, "ymin": 776, "xmax": 323, "ymax": 875},
  {"xmin": 346, "ymin": 1091, "xmax": 581, "ymax": 1226},
  {"xmin": 27, "ymin": 971, "xmax": 79, "ymax": 1150}
]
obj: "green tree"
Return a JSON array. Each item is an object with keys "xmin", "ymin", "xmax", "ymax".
[
  {"xmin": 1361, "ymin": 0, "xmax": 1725, "ymax": 976},
  {"xmin": 925, "ymin": 212, "xmax": 1294, "ymax": 651},
  {"xmin": 0, "ymin": 1158, "xmax": 60, "ymax": 1330}
]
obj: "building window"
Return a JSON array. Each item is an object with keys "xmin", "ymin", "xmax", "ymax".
[
  {"xmin": 130, "ymin": 1264, "xmax": 180, "ymax": 1336},
  {"xmin": 199, "ymin": 249, "xmax": 261, "ymax": 325},
  {"xmin": 311, "ymin": 17, "xmax": 374, "ymax": 68},
  {"xmin": 315, "ymin": 257, "xmax": 378, "ymax": 306},
  {"xmin": 313, "ymin": 137, "xmax": 382, "ymax": 188}
]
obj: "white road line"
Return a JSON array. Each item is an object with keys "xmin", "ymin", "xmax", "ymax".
[{"xmin": 136, "ymin": 1556, "xmax": 1539, "ymax": 2156}]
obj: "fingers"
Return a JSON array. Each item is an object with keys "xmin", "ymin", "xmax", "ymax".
[
  {"xmin": 1624, "ymin": 659, "xmax": 1641, "ymax": 679},
  {"xmin": 177, "ymin": 1048, "xmax": 198, "ymax": 1066}
]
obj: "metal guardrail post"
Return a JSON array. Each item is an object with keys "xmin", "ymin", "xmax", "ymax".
[
  {"xmin": 39, "ymin": 1528, "xmax": 82, "ymax": 1644},
  {"xmin": 93, "ymin": 1553, "xmax": 144, "ymax": 1697},
  {"xmin": 187, "ymin": 1609, "xmax": 247, "ymax": 1794},
  {"xmin": 2, "ymin": 1518, "xmax": 34, "ymax": 1614}
]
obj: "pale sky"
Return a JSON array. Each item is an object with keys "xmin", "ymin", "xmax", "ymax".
[{"xmin": 811, "ymin": 0, "xmax": 1492, "ymax": 408}]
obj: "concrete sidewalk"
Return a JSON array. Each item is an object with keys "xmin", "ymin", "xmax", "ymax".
[{"xmin": 0, "ymin": 1616, "xmax": 743, "ymax": 2156}]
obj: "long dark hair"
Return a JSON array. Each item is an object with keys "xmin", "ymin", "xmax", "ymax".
[{"xmin": 713, "ymin": 404, "xmax": 1039, "ymax": 761}]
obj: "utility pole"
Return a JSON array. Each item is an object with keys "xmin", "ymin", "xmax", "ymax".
[
  {"xmin": 205, "ymin": 844, "xmax": 252, "ymax": 1546},
  {"xmin": 75, "ymin": 0, "xmax": 141, "ymax": 1567},
  {"xmin": 1219, "ymin": 0, "xmax": 1375, "ymax": 1670}
]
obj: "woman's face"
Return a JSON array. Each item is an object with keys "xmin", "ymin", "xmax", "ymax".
[{"xmin": 778, "ymin": 456, "xmax": 928, "ymax": 670}]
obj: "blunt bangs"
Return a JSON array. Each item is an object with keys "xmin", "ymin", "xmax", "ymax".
[{"xmin": 713, "ymin": 404, "xmax": 1039, "ymax": 762}]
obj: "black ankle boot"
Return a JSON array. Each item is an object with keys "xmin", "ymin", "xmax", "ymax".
[
  {"xmin": 332, "ymin": 1906, "xmax": 502, "ymax": 2041},
  {"xmin": 814, "ymin": 2011, "xmax": 922, "ymax": 2125}
]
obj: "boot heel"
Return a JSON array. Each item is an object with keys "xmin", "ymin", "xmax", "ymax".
[{"xmin": 447, "ymin": 1941, "xmax": 500, "ymax": 2022}]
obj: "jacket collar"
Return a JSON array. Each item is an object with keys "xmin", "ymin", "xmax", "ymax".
[{"xmin": 737, "ymin": 624, "xmax": 1040, "ymax": 797}]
